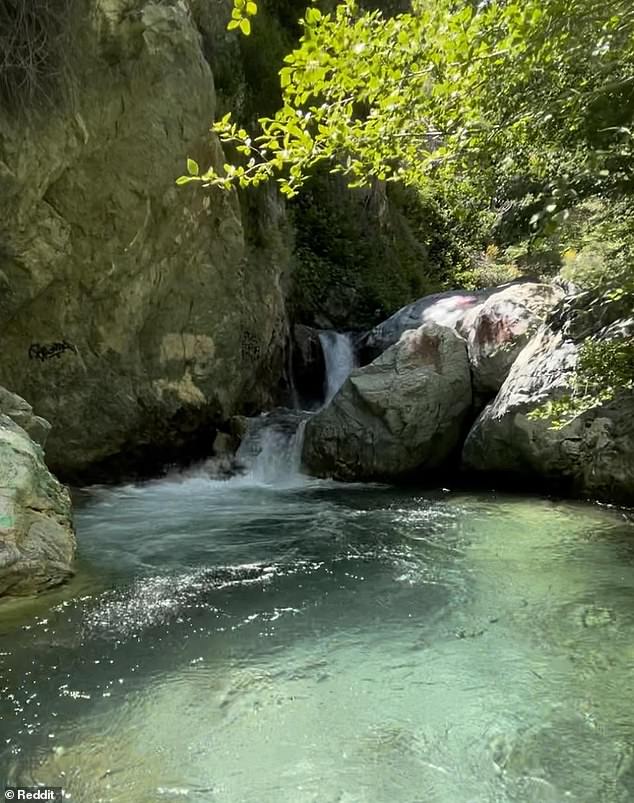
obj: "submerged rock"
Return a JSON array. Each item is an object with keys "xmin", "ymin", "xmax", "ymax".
[
  {"xmin": 463, "ymin": 293, "xmax": 634, "ymax": 502},
  {"xmin": 0, "ymin": 415, "xmax": 75, "ymax": 597},
  {"xmin": 302, "ymin": 323, "xmax": 472, "ymax": 480}
]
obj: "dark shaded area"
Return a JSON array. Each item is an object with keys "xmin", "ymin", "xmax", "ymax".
[
  {"xmin": 291, "ymin": 324, "xmax": 326, "ymax": 407},
  {"xmin": 0, "ymin": 0, "xmax": 78, "ymax": 114},
  {"xmin": 50, "ymin": 405, "xmax": 222, "ymax": 486}
]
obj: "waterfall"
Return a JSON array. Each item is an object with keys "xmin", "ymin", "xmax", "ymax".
[
  {"xmin": 230, "ymin": 331, "xmax": 355, "ymax": 485},
  {"xmin": 318, "ymin": 331, "xmax": 357, "ymax": 406},
  {"xmin": 236, "ymin": 410, "xmax": 308, "ymax": 486}
]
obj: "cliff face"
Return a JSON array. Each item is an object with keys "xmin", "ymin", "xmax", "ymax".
[
  {"xmin": 0, "ymin": 0, "xmax": 447, "ymax": 480},
  {"xmin": 0, "ymin": 0, "xmax": 291, "ymax": 479}
]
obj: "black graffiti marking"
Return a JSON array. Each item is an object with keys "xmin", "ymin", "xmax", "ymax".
[{"xmin": 29, "ymin": 340, "xmax": 78, "ymax": 362}]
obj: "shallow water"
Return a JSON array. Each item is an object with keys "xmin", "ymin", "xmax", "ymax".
[{"xmin": 1, "ymin": 469, "xmax": 633, "ymax": 802}]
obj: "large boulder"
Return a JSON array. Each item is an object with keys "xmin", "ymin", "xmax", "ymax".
[
  {"xmin": 0, "ymin": 415, "xmax": 75, "ymax": 597},
  {"xmin": 358, "ymin": 279, "xmax": 562, "ymax": 395},
  {"xmin": 0, "ymin": 0, "xmax": 290, "ymax": 479},
  {"xmin": 358, "ymin": 287, "xmax": 497, "ymax": 361},
  {"xmin": 302, "ymin": 323, "xmax": 472, "ymax": 480},
  {"xmin": 463, "ymin": 293, "xmax": 634, "ymax": 502},
  {"xmin": 466, "ymin": 282, "xmax": 564, "ymax": 394}
]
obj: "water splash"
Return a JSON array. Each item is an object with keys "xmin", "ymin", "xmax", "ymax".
[
  {"xmin": 236, "ymin": 411, "xmax": 308, "ymax": 486},
  {"xmin": 232, "ymin": 331, "xmax": 355, "ymax": 486},
  {"xmin": 319, "ymin": 330, "xmax": 357, "ymax": 405}
]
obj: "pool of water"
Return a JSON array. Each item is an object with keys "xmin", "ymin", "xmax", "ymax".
[{"xmin": 1, "ymin": 468, "xmax": 633, "ymax": 802}]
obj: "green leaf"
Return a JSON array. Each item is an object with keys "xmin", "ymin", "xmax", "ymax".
[
  {"xmin": 176, "ymin": 175, "xmax": 196, "ymax": 185},
  {"xmin": 187, "ymin": 158, "xmax": 199, "ymax": 176},
  {"xmin": 239, "ymin": 17, "xmax": 251, "ymax": 35},
  {"xmin": 246, "ymin": 1, "xmax": 257, "ymax": 15},
  {"xmin": 227, "ymin": 18, "xmax": 240, "ymax": 30}
]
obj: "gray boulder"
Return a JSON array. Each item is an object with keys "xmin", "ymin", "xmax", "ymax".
[
  {"xmin": 358, "ymin": 279, "xmax": 561, "ymax": 396},
  {"xmin": 302, "ymin": 323, "xmax": 472, "ymax": 480},
  {"xmin": 467, "ymin": 282, "xmax": 564, "ymax": 394},
  {"xmin": 359, "ymin": 287, "xmax": 496, "ymax": 360},
  {"xmin": 0, "ymin": 415, "xmax": 75, "ymax": 597},
  {"xmin": 463, "ymin": 293, "xmax": 634, "ymax": 502}
]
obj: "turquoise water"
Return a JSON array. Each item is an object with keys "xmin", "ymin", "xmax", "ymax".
[{"xmin": 1, "ymin": 470, "xmax": 633, "ymax": 802}]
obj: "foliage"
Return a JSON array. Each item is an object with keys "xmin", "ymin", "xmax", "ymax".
[
  {"xmin": 460, "ymin": 197, "xmax": 634, "ymax": 290},
  {"xmin": 228, "ymin": 0, "xmax": 258, "ymax": 36},
  {"xmin": 183, "ymin": 0, "xmax": 634, "ymax": 211},
  {"xmin": 557, "ymin": 199, "xmax": 634, "ymax": 292},
  {"xmin": 290, "ymin": 173, "xmax": 478, "ymax": 327},
  {"xmin": 454, "ymin": 244, "xmax": 525, "ymax": 290},
  {"xmin": 530, "ymin": 334, "xmax": 634, "ymax": 429}
]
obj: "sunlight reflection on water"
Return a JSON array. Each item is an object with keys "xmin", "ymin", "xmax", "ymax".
[{"xmin": 1, "ymin": 476, "xmax": 633, "ymax": 802}]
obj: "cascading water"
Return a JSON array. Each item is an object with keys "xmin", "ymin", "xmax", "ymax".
[
  {"xmin": 236, "ymin": 410, "xmax": 308, "ymax": 486},
  {"xmin": 235, "ymin": 330, "xmax": 357, "ymax": 485},
  {"xmin": 319, "ymin": 330, "xmax": 357, "ymax": 406}
]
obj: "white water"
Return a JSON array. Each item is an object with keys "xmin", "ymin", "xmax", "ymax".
[
  {"xmin": 236, "ymin": 413, "xmax": 308, "ymax": 487},
  {"xmin": 319, "ymin": 330, "xmax": 357, "ymax": 406},
  {"xmin": 233, "ymin": 330, "xmax": 356, "ymax": 487}
]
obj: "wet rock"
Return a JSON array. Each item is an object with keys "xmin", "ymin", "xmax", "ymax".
[
  {"xmin": 496, "ymin": 716, "xmax": 634, "ymax": 802},
  {"xmin": 212, "ymin": 431, "xmax": 237, "ymax": 456},
  {"xmin": 0, "ymin": 416, "xmax": 75, "ymax": 598},
  {"xmin": 291, "ymin": 324, "xmax": 326, "ymax": 405},
  {"xmin": 229, "ymin": 415, "xmax": 251, "ymax": 446},
  {"xmin": 302, "ymin": 323, "xmax": 472, "ymax": 480}
]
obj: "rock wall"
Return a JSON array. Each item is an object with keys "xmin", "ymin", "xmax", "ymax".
[
  {"xmin": 0, "ymin": 0, "xmax": 453, "ymax": 481},
  {"xmin": 0, "ymin": 0, "xmax": 292, "ymax": 480}
]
